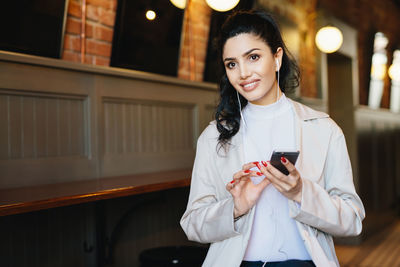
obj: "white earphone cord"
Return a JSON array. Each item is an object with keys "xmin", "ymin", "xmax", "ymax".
[
  {"xmin": 236, "ymin": 90, "xmax": 247, "ymax": 128},
  {"xmin": 236, "ymin": 59, "xmax": 280, "ymax": 129},
  {"xmin": 276, "ymin": 59, "xmax": 280, "ymax": 102}
]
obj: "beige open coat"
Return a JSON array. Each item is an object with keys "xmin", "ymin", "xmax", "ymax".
[{"xmin": 180, "ymin": 99, "xmax": 365, "ymax": 267}]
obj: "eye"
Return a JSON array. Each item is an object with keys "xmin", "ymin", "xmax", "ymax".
[
  {"xmin": 226, "ymin": 62, "xmax": 236, "ymax": 69},
  {"xmin": 249, "ymin": 54, "xmax": 260, "ymax": 61}
]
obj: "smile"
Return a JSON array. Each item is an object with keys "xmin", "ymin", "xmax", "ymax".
[{"xmin": 241, "ymin": 80, "xmax": 259, "ymax": 91}]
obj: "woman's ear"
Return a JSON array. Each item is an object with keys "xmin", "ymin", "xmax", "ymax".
[{"xmin": 275, "ymin": 47, "xmax": 283, "ymax": 71}]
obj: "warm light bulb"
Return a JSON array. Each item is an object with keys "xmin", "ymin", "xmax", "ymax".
[
  {"xmin": 389, "ymin": 50, "xmax": 400, "ymax": 82},
  {"xmin": 146, "ymin": 10, "xmax": 156, "ymax": 20},
  {"xmin": 371, "ymin": 64, "xmax": 387, "ymax": 80},
  {"xmin": 389, "ymin": 64, "xmax": 400, "ymax": 82},
  {"xmin": 205, "ymin": 0, "xmax": 240, "ymax": 12},
  {"xmin": 315, "ymin": 26, "xmax": 343, "ymax": 53},
  {"xmin": 170, "ymin": 0, "xmax": 186, "ymax": 9}
]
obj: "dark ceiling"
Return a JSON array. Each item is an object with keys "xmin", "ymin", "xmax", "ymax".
[{"xmin": 393, "ymin": 0, "xmax": 400, "ymax": 8}]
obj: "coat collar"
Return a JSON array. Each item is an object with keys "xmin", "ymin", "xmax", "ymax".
[
  {"xmin": 227, "ymin": 98, "xmax": 330, "ymax": 170},
  {"xmin": 217, "ymin": 99, "xmax": 331, "ymax": 186},
  {"xmin": 232, "ymin": 99, "xmax": 330, "ymax": 146}
]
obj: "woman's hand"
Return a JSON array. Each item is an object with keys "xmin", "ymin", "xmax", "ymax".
[
  {"xmin": 226, "ymin": 162, "xmax": 270, "ymax": 218},
  {"xmin": 259, "ymin": 158, "xmax": 303, "ymax": 203}
]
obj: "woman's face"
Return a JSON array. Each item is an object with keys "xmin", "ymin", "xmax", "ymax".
[{"xmin": 223, "ymin": 33, "xmax": 282, "ymax": 106}]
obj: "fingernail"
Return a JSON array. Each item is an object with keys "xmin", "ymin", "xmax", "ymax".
[
  {"xmin": 244, "ymin": 170, "xmax": 250, "ymax": 173},
  {"xmin": 257, "ymin": 172, "xmax": 262, "ymax": 176},
  {"xmin": 230, "ymin": 180, "xmax": 235, "ymax": 184},
  {"xmin": 281, "ymin": 157, "xmax": 287, "ymax": 163},
  {"xmin": 253, "ymin": 161, "xmax": 259, "ymax": 165},
  {"xmin": 255, "ymin": 162, "xmax": 262, "ymax": 170},
  {"xmin": 261, "ymin": 161, "xmax": 267, "ymax": 167}
]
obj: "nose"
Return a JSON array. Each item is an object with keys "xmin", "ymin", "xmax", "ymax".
[{"xmin": 239, "ymin": 63, "xmax": 251, "ymax": 79}]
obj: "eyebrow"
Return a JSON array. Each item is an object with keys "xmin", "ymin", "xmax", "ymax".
[{"xmin": 223, "ymin": 48, "xmax": 261, "ymax": 62}]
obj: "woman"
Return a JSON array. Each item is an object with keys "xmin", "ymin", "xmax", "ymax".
[{"xmin": 180, "ymin": 10, "xmax": 365, "ymax": 267}]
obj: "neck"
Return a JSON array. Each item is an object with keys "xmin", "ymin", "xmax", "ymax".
[{"xmin": 250, "ymin": 84, "xmax": 282, "ymax": 106}]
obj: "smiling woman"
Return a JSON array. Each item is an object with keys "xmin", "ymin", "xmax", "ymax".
[
  {"xmin": 222, "ymin": 34, "xmax": 282, "ymax": 106},
  {"xmin": 180, "ymin": 10, "xmax": 365, "ymax": 267}
]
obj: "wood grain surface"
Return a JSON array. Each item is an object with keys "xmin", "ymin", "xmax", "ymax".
[{"xmin": 0, "ymin": 169, "xmax": 191, "ymax": 216}]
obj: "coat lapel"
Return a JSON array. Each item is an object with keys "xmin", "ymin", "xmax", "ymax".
[
  {"xmin": 215, "ymin": 125, "xmax": 245, "ymax": 188},
  {"xmin": 289, "ymin": 99, "xmax": 331, "ymax": 183},
  {"xmin": 215, "ymin": 99, "xmax": 331, "ymax": 187}
]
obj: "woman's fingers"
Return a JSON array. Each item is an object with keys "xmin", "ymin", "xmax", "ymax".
[
  {"xmin": 228, "ymin": 159, "xmax": 299, "ymax": 195},
  {"xmin": 265, "ymin": 158, "xmax": 297, "ymax": 183},
  {"xmin": 227, "ymin": 166, "xmax": 264, "ymax": 192},
  {"xmin": 280, "ymin": 157, "xmax": 297, "ymax": 175},
  {"xmin": 230, "ymin": 170, "xmax": 262, "ymax": 186},
  {"xmin": 242, "ymin": 161, "xmax": 262, "ymax": 171},
  {"xmin": 226, "ymin": 179, "xmax": 236, "ymax": 191},
  {"xmin": 258, "ymin": 176, "xmax": 271, "ymax": 189},
  {"xmin": 262, "ymin": 157, "xmax": 303, "ymax": 202}
]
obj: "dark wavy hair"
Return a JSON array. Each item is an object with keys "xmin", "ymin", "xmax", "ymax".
[{"xmin": 215, "ymin": 10, "xmax": 300, "ymax": 149}]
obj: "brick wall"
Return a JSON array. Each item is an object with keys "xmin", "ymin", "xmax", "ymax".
[
  {"xmin": 258, "ymin": 0, "xmax": 318, "ymax": 98},
  {"xmin": 60, "ymin": 0, "xmax": 400, "ymax": 105},
  {"xmin": 317, "ymin": 0, "xmax": 400, "ymax": 107},
  {"xmin": 62, "ymin": 0, "xmax": 117, "ymax": 66},
  {"xmin": 177, "ymin": 0, "xmax": 212, "ymax": 81},
  {"xmin": 62, "ymin": 0, "xmax": 212, "ymax": 79}
]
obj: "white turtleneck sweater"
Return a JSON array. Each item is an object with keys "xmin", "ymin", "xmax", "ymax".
[{"xmin": 242, "ymin": 94, "xmax": 311, "ymax": 262}]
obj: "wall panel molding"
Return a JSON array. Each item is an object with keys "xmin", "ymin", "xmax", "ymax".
[
  {"xmin": 0, "ymin": 89, "xmax": 88, "ymax": 160},
  {"xmin": 0, "ymin": 51, "xmax": 217, "ymax": 189},
  {"xmin": 103, "ymin": 98, "xmax": 195, "ymax": 154}
]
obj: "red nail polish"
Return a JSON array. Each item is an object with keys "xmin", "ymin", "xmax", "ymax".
[
  {"xmin": 253, "ymin": 161, "xmax": 259, "ymax": 164},
  {"xmin": 255, "ymin": 162, "xmax": 262, "ymax": 170},
  {"xmin": 230, "ymin": 180, "xmax": 235, "ymax": 184},
  {"xmin": 261, "ymin": 161, "xmax": 267, "ymax": 167},
  {"xmin": 257, "ymin": 172, "xmax": 262, "ymax": 176},
  {"xmin": 281, "ymin": 157, "xmax": 287, "ymax": 163},
  {"xmin": 244, "ymin": 170, "xmax": 250, "ymax": 173}
]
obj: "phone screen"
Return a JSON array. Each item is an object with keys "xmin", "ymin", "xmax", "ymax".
[{"xmin": 270, "ymin": 151, "xmax": 300, "ymax": 175}]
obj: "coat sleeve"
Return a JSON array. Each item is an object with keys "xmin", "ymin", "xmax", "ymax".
[
  {"xmin": 289, "ymin": 124, "xmax": 365, "ymax": 237},
  {"xmin": 180, "ymin": 129, "xmax": 244, "ymax": 243}
]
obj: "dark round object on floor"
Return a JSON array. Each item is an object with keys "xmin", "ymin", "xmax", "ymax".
[{"xmin": 139, "ymin": 246, "xmax": 207, "ymax": 267}]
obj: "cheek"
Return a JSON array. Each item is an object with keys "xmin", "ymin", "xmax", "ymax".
[
  {"xmin": 260, "ymin": 64, "xmax": 275, "ymax": 80},
  {"xmin": 225, "ymin": 71, "xmax": 237, "ymax": 85}
]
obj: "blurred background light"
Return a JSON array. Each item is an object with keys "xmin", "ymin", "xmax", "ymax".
[
  {"xmin": 146, "ymin": 10, "xmax": 156, "ymax": 20},
  {"xmin": 315, "ymin": 26, "xmax": 343, "ymax": 53}
]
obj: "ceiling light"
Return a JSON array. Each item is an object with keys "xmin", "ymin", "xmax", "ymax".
[
  {"xmin": 170, "ymin": 0, "xmax": 187, "ymax": 9},
  {"xmin": 205, "ymin": 0, "xmax": 240, "ymax": 12},
  {"xmin": 146, "ymin": 10, "xmax": 156, "ymax": 21},
  {"xmin": 315, "ymin": 26, "xmax": 343, "ymax": 53}
]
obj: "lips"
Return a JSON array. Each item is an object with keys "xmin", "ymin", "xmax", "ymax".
[{"xmin": 240, "ymin": 79, "xmax": 260, "ymax": 92}]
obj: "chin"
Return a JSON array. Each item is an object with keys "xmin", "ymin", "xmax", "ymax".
[{"xmin": 242, "ymin": 91, "xmax": 268, "ymax": 103}]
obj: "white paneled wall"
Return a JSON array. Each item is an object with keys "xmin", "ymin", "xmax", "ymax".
[
  {"xmin": 0, "ymin": 51, "xmax": 218, "ymax": 188},
  {"xmin": 0, "ymin": 91, "xmax": 87, "ymax": 160},
  {"xmin": 103, "ymin": 99, "xmax": 194, "ymax": 154}
]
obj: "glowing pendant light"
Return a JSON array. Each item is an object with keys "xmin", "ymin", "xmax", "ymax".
[
  {"xmin": 315, "ymin": 26, "xmax": 343, "ymax": 53},
  {"xmin": 145, "ymin": 10, "xmax": 156, "ymax": 20},
  {"xmin": 389, "ymin": 50, "xmax": 400, "ymax": 82},
  {"xmin": 205, "ymin": 0, "xmax": 240, "ymax": 12},
  {"xmin": 389, "ymin": 64, "xmax": 400, "ymax": 81},
  {"xmin": 389, "ymin": 50, "xmax": 400, "ymax": 112},
  {"xmin": 170, "ymin": 0, "xmax": 187, "ymax": 9}
]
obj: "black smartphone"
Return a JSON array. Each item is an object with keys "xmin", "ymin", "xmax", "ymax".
[{"xmin": 270, "ymin": 151, "xmax": 300, "ymax": 175}]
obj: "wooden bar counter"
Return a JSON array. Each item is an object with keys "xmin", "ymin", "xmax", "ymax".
[{"xmin": 0, "ymin": 169, "xmax": 191, "ymax": 216}]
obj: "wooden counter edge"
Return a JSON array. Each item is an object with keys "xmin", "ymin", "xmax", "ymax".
[{"xmin": 0, "ymin": 177, "xmax": 191, "ymax": 217}]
